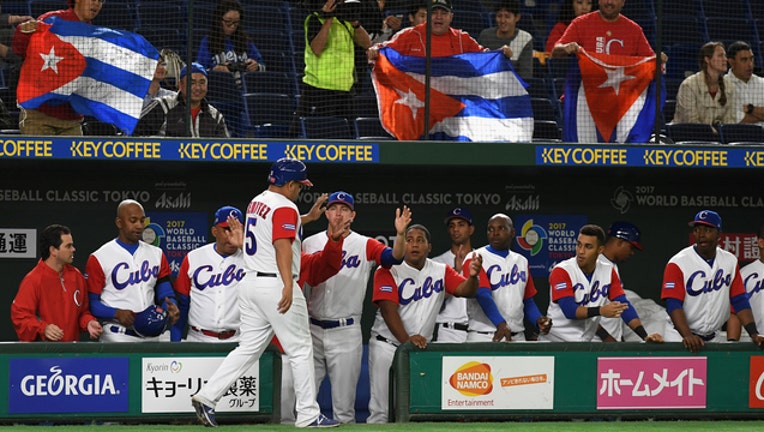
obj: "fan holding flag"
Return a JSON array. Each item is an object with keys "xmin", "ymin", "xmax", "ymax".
[{"xmin": 12, "ymin": 0, "xmax": 158, "ymax": 136}]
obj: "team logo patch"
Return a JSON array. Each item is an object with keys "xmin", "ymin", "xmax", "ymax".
[
  {"xmin": 380, "ymin": 285, "xmax": 393, "ymax": 293},
  {"xmin": 554, "ymin": 282, "xmax": 567, "ymax": 290}
]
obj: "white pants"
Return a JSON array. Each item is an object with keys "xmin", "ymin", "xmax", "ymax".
[
  {"xmin": 663, "ymin": 325, "xmax": 728, "ymax": 343},
  {"xmin": 366, "ymin": 335, "xmax": 397, "ymax": 424},
  {"xmin": 185, "ymin": 326, "xmax": 240, "ymax": 343},
  {"xmin": 194, "ymin": 273, "xmax": 320, "ymax": 427},
  {"xmin": 433, "ymin": 323, "xmax": 468, "ymax": 343},
  {"xmin": 99, "ymin": 323, "xmax": 168, "ymax": 342},
  {"xmin": 311, "ymin": 323, "xmax": 362, "ymax": 424}
]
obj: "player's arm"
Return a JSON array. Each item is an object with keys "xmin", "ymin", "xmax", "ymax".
[
  {"xmin": 449, "ymin": 252, "xmax": 481, "ymax": 298},
  {"xmin": 662, "ymin": 262, "xmax": 703, "ymax": 353},
  {"xmin": 274, "ymin": 238, "xmax": 295, "ymax": 314},
  {"xmin": 85, "ymin": 255, "xmax": 135, "ymax": 327},
  {"xmin": 732, "ymin": 294, "xmax": 764, "ymax": 348},
  {"xmin": 609, "ymin": 271, "xmax": 661, "ymax": 342},
  {"xmin": 727, "ymin": 313, "xmax": 742, "ymax": 341},
  {"xmin": 75, "ymin": 274, "xmax": 102, "ymax": 340},
  {"xmin": 10, "ymin": 276, "xmax": 48, "ymax": 341},
  {"xmin": 378, "ymin": 299, "xmax": 417, "ymax": 345},
  {"xmin": 390, "ymin": 205, "xmax": 412, "ymax": 262},
  {"xmin": 171, "ymin": 257, "xmax": 192, "ymax": 342},
  {"xmin": 300, "ymin": 193, "xmax": 328, "ymax": 226},
  {"xmin": 156, "ymin": 254, "xmax": 179, "ymax": 327},
  {"xmin": 300, "ymin": 219, "xmax": 349, "ymax": 286}
]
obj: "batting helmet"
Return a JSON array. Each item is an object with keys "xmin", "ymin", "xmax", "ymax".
[
  {"xmin": 607, "ymin": 221, "xmax": 643, "ymax": 251},
  {"xmin": 268, "ymin": 158, "xmax": 313, "ymax": 187},
  {"xmin": 132, "ymin": 305, "xmax": 169, "ymax": 337}
]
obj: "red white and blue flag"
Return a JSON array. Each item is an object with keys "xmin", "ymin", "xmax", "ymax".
[
  {"xmin": 371, "ymin": 47, "xmax": 533, "ymax": 142},
  {"xmin": 563, "ymin": 50, "xmax": 663, "ymax": 143},
  {"xmin": 17, "ymin": 17, "xmax": 158, "ymax": 134}
]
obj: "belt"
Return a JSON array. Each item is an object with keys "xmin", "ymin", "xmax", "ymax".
[
  {"xmin": 469, "ymin": 329, "xmax": 522, "ymax": 336},
  {"xmin": 108, "ymin": 325, "xmax": 140, "ymax": 338},
  {"xmin": 256, "ymin": 272, "xmax": 277, "ymax": 277},
  {"xmin": 375, "ymin": 334, "xmax": 399, "ymax": 347},
  {"xmin": 191, "ymin": 326, "xmax": 237, "ymax": 340},
  {"xmin": 438, "ymin": 322, "xmax": 468, "ymax": 332},
  {"xmin": 310, "ymin": 317, "xmax": 354, "ymax": 329},
  {"xmin": 693, "ymin": 331, "xmax": 717, "ymax": 342}
]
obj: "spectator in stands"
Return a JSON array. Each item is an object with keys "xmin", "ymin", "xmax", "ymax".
[
  {"xmin": 134, "ymin": 62, "xmax": 229, "ymax": 138},
  {"xmin": 196, "ymin": 0, "xmax": 264, "ymax": 89},
  {"xmin": 0, "ymin": 8, "xmax": 32, "ymax": 65},
  {"xmin": 673, "ymin": 42, "xmax": 737, "ymax": 127},
  {"xmin": 289, "ymin": 0, "xmax": 371, "ymax": 137},
  {"xmin": 369, "ymin": 0, "xmax": 423, "ymax": 45},
  {"xmin": 12, "ymin": 0, "xmax": 103, "ymax": 135},
  {"xmin": 478, "ymin": 0, "xmax": 533, "ymax": 80},
  {"xmin": 142, "ymin": 54, "xmax": 177, "ymax": 109},
  {"xmin": 724, "ymin": 41, "xmax": 764, "ymax": 125},
  {"xmin": 545, "ymin": 0, "xmax": 593, "ymax": 53}
]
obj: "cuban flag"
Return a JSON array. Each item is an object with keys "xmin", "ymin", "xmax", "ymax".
[
  {"xmin": 371, "ymin": 47, "xmax": 533, "ymax": 142},
  {"xmin": 563, "ymin": 50, "xmax": 663, "ymax": 143},
  {"xmin": 17, "ymin": 17, "xmax": 158, "ymax": 135}
]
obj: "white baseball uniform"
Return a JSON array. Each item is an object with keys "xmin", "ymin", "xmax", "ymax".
[
  {"xmin": 175, "ymin": 244, "xmax": 245, "ymax": 342},
  {"xmin": 741, "ymin": 259, "xmax": 764, "ymax": 334},
  {"xmin": 662, "ymin": 245, "xmax": 746, "ymax": 342},
  {"xmin": 302, "ymin": 230, "xmax": 392, "ymax": 424},
  {"xmin": 432, "ymin": 250, "xmax": 469, "ymax": 343},
  {"xmin": 464, "ymin": 247, "xmax": 536, "ymax": 342},
  {"xmin": 367, "ymin": 259, "xmax": 465, "ymax": 423},
  {"xmin": 193, "ymin": 189, "xmax": 321, "ymax": 428},
  {"xmin": 540, "ymin": 256, "xmax": 626, "ymax": 342},
  {"xmin": 86, "ymin": 239, "xmax": 172, "ymax": 342},
  {"xmin": 597, "ymin": 254, "xmax": 624, "ymax": 342}
]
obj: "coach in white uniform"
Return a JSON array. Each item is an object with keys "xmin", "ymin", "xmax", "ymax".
[
  {"xmin": 541, "ymin": 224, "xmax": 662, "ymax": 343},
  {"xmin": 301, "ymin": 191, "xmax": 409, "ymax": 424},
  {"xmin": 192, "ymin": 158, "xmax": 339, "ymax": 428},
  {"xmin": 466, "ymin": 213, "xmax": 550, "ymax": 342},
  {"xmin": 662, "ymin": 210, "xmax": 764, "ymax": 353},
  {"xmin": 729, "ymin": 224, "xmax": 764, "ymax": 341},
  {"xmin": 86, "ymin": 199, "xmax": 179, "ymax": 342},
  {"xmin": 432, "ymin": 207, "xmax": 475, "ymax": 343},
  {"xmin": 367, "ymin": 224, "xmax": 482, "ymax": 424}
]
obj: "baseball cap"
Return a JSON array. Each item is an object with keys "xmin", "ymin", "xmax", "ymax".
[
  {"xmin": 327, "ymin": 191, "xmax": 355, "ymax": 210},
  {"xmin": 431, "ymin": 0, "xmax": 452, "ymax": 12},
  {"xmin": 607, "ymin": 221, "xmax": 643, "ymax": 251},
  {"xmin": 268, "ymin": 157, "xmax": 313, "ymax": 187},
  {"xmin": 213, "ymin": 206, "xmax": 244, "ymax": 227},
  {"xmin": 180, "ymin": 62, "xmax": 208, "ymax": 80},
  {"xmin": 689, "ymin": 210, "xmax": 722, "ymax": 230},
  {"xmin": 444, "ymin": 207, "xmax": 473, "ymax": 225}
]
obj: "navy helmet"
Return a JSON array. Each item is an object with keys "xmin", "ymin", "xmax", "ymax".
[
  {"xmin": 607, "ymin": 221, "xmax": 643, "ymax": 251},
  {"xmin": 132, "ymin": 305, "xmax": 169, "ymax": 337},
  {"xmin": 268, "ymin": 158, "xmax": 313, "ymax": 187}
]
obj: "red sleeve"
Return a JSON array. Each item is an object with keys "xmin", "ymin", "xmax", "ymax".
[
  {"xmin": 634, "ymin": 28, "xmax": 655, "ymax": 57},
  {"xmin": 545, "ymin": 22, "xmax": 566, "ymax": 52},
  {"xmin": 174, "ymin": 256, "xmax": 192, "ymax": 296},
  {"xmin": 272, "ymin": 207, "xmax": 299, "ymax": 242},
  {"xmin": 85, "ymin": 254, "xmax": 105, "ymax": 295},
  {"xmin": 461, "ymin": 32, "xmax": 484, "ymax": 53},
  {"xmin": 661, "ymin": 262, "xmax": 686, "ymax": 301},
  {"xmin": 730, "ymin": 265, "xmax": 746, "ymax": 297},
  {"xmin": 444, "ymin": 264, "xmax": 467, "ymax": 295},
  {"xmin": 555, "ymin": 18, "xmax": 579, "ymax": 47},
  {"xmin": 523, "ymin": 264, "xmax": 537, "ymax": 299},
  {"xmin": 549, "ymin": 267, "xmax": 575, "ymax": 302},
  {"xmin": 158, "ymin": 253, "xmax": 172, "ymax": 279},
  {"xmin": 299, "ymin": 237, "xmax": 343, "ymax": 287},
  {"xmin": 365, "ymin": 237, "xmax": 388, "ymax": 264},
  {"xmin": 75, "ymin": 270, "xmax": 97, "ymax": 331},
  {"xmin": 462, "ymin": 257, "xmax": 490, "ymax": 289},
  {"xmin": 372, "ymin": 267, "xmax": 399, "ymax": 305},
  {"xmin": 608, "ymin": 268, "xmax": 626, "ymax": 299},
  {"xmin": 12, "ymin": 10, "xmax": 61, "ymax": 57},
  {"xmin": 10, "ymin": 272, "xmax": 45, "ymax": 341}
]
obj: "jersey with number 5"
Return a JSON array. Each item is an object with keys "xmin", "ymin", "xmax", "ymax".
[{"xmin": 243, "ymin": 190, "xmax": 301, "ymax": 275}]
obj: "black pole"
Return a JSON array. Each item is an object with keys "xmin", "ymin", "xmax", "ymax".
[{"xmin": 423, "ymin": 1, "xmax": 432, "ymax": 140}]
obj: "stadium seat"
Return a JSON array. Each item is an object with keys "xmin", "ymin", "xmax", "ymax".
[
  {"xmin": 259, "ymin": 49, "xmax": 297, "ymax": 75},
  {"xmin": 206, "ymin": 71, "xmax": 246, "ymax": 137},
  {"xmin": 701, "ymin": 0, "xmax": 750, "ymax": 18},
  {"xmin": 244, "ymin": 5, "xmax": 290, "ymax": 35},
  {"xmin": 250, "ymin": 31, "xmax": 294, "ymax": 55},
  {"xmin": 661, "ymin": 99, "xmax": 676, "ymax": 127},
  {"xmin": 660, "ymin": 0, "xmax": 702, "ymax": 18},
  {"xmin": 661, "ymin": 16, "xmax": 705, "ymax": 48},
  {"xmin": 136, "ymin": 2, "xmax": 185, "ymax": 31},
  {"xmin": 3, "ymin": 1, "xmax": 29, "ymax": 15},
  {"xmin": 300, "ymin": 116, "xmax": 353, "ymax": 139},
  {"xmin": 82, "ymin": 119, "xmax": 121, "ymax": 136},
  {"xmin": 531, "ymin": 97, "xmax": 559, "ymax": 124},
  {"xmin": 718, "ymin": 123, "xmax": 764, "ymax": 144},
  {"xmin": 354, "ymin": 117, "xmax": 393, "ymax": 140},
  {"xmin": 532, "ymin": 120, "xmax": 561, "ymax": 141},
  {"xmin": 242, "ymin": 71, "xmax": 296, "ymax": 96},
  {"xmin": 449, "ymin": 10, "xmax": 487, "ymax": 39},
  {"xmin": 664, "ymin": 44, "xmax": 701, "ymax": 81},
  {"xmin": 93, "ymin": 0, "xmax": 135, "ymax": 31},
  {"xmin": 524, "ymin": 78, "xmax": 551, "ymax": 99},
  {"xmin": 667, "ymin": 123, "xmax": 720, "ymax": 144},
  {"xmin": 353, "ymin": 94, "xmax": 380, "ymax": 119},
  {"xmin": 28, "ymin": 0, "xmax": 64, "ymax": 19},
  {"xmin": 704, "ymin": 18, "xmax": 756, "ymax": 48},
  {"xmin": 245, "ymin": 92, "xmax": 294, "ymax": 138}
]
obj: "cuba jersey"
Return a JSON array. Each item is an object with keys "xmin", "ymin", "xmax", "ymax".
[
  {"xmin": 465, "ymin": 247, "xmax": 536, "ymax": 333},
  {"xmin": 303, "ymin": 231, "xmax": 390, "ymax": 320},
  {"xmin": 371, "ymin": 259, "xmax": 464, "ymax": 342},
  {"xmin": 662, "ymin": 246, "xmax": 745, "ymax": 336},
  {"xmin": 86, "ymin": 239, "xmax": 172, "ymax": 311},
  {"xmin": 432, "ymin": 250, "xmax": 469, "ymax": 325},
  {"xmin": 546, "ymin": 257, "xmax": 625, "ymax": 342},
  {"xmin": 597, "ymin": 254, "xmax": 624, "ymax": 341},
  {"xmin": 243, "ymin": 190, "xmax": 301, "ymax": 276},
  {"xmin": 175, "ymin": 243, "xmax": 245, "ymax": 331},
  {"xmin": 741, "ymin": 260, "xmax": 764, "ymax": 333}
]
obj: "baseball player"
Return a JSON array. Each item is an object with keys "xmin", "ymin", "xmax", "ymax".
[
  {"xmin": 541, "ymin": 224, "xmax": 663, "ymax": 343},
  {"xmin": 597, "ymin": 221, "xmax": 644, "ymax": 342},
  {"xmin": 662, "ymin": 210, "xmax": 764, "ymax": 353},
  {"xmin": 432, "ymin": 207, "xmax": 475, "ymax": 343},
  {"xmin": 11, "ymin": 224, "xmax": 103, "ymax": 342},
  {"xmin": 191, "ymin": 158, "xmax": 339, "ymax": 428},
  {"xmin": 728, "ymin": 223, "xmax": 764, "ymax": 341},
  {"xmin": 86, "ymin": 200, "xmax": 179, "ymax": 342},
  {"xmin": 367, "ymin": 224, "xmax": 483, "ymax": 424},
  {"xmin": 301, "ymin": 191, "xmax": 410, "ymax": 424},
  {"xmin": 464, "ymin": 213, "xmax": 551, "ymax": 342}
]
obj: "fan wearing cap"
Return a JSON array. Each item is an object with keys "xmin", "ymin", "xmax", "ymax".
[
  {"xmin": 301, "ymin": 191, "xmax": 410, "ymax": 424},
  {"xmin": 192, "ymin": 158, "xmax": 342, "ymax": 428},
  {"xmin": 431, "ymin": 207, "xmax": 475, "ymax": 343},
  {"xmin": 662, "ymin": 210, "xmax": 764, "ymax": 353},
  {"xmin": 134, "ymin": 62, "xmax": 229, "ymax": 138},
  {"xmin": 597, "ymin": 221, "xmax": 643, "ymax": 342}
]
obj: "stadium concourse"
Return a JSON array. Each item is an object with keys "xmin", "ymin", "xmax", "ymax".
[{"xmin": 2, "ymin": 0, "xmax": 764, "ymax": 142}]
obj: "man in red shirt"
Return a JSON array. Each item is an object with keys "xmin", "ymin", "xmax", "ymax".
[
  {"xmin": 11, "ymin": 224, "xmax": 103, "ymax": 342},
  {"xmin": 12, "ymin": 0, "xmax": 103, "ymax": 135}
]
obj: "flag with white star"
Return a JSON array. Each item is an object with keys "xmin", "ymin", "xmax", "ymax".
[
  {"xmin": 17, "ymin": 16, "xmax": 158, "ymax": 135},
  {"xmin": 371, "ymin": 47, "xmax": 533, "ymax": 142},
  {"xmin": 563, "ymin": 50, "xmax": 663, "ymax": 143}
]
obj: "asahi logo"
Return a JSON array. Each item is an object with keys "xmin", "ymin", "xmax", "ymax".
[
  {"xmin": 20, "ymin": 366, "xmax": 118, "ymax": 396},
  {"xmin": 505, "ymin": 195, "xmax": 540, "ymax": 211},
  {"xmin": 155, "ymin": 192, "xmax": 191, "ymax": 209}
]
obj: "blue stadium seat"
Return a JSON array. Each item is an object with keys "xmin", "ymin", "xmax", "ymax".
[
  {"xmin": 664, "ymin": 44, "xmax": 701, "ymax": 81},
  {"xmin": 205, "ymin": 71, "xmax": 246, "ymax": 137},
  {"xmin": 353, "ymin": 94, "xmax": 380, "ymax": 118},
  {"xmin": 136, "ymin": 2, "xmax": 185, "ymax": 31},
  {"xmin": 244, "ymin": 5, "xmax": 290, "ymax": 35},
  {"xmin": 250, "ymin": 31, "xmax": 293, "ymax": 55},
  {"xmin": 701, "ymin": 0, "xmax": 750, "ymax": 18},
  {"xmin": 259, "ymin": 49, "xmax": 296, "ymax": 75},
  {"xmin": 354, "ymin": 117, "xmax": 393, "ymax": 140},
  {"xmin": 661, "ymin": 16, "xmax": 705, "ymax": 49},
  {"xmin": 524, "ymin": 77, "xmax": 552, "ymax": 99},
  {"xmin": 660, "ymin": 0, "xmax": 702, "ymax": 18},
  {"xmin": 531, "ymin": 97, "xmax": 559, "ymax": 124},
  {"xmin": 532, "ymin": 120, "xmax": 561, "ymax": 141},
  {"xmin": 3, "ymin": 1, "xmax": 29, "ymax": 15},
  {"xmin": 245, "ymin": 92, "xmax": 294, "ymax": 138},
  {"xmin": 93, "ymin": 0, "xmax": 134, "ymax": 31},
  {"xmin": 28, "ymin": 0, "xmax": 64, "ymax": 19},
  {"xmin": 450, "ymin": 10, "xmax": 488, "ymax": 40},
  {"xmin": 300, "ymin": 116, "xmax": 353, "ymax": 139},
  {"xmin": 718, "ymin": 123, "xmax": 764, "ymax": 144},
  {"xmin": 667, "ymin": 123, "xmax": 720, "ymax": 144},
  {"xmin": 704, "ymin": 17, "xmax": 756, "ymax": 47},
  {"xmin": 242, "ymin": 71, "xmax": 297, "ymax": 96}
]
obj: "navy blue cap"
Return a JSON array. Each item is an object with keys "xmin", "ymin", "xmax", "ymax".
[
  {"xmin": 444, "ymin": 207, "xmax": 473, "ymax": 225},
  {"xmin": 327, "ymin": 191, "xmax": 354, "ymax": 210},
  {"xmin": 180, "ymin": 62, "xmax": 208, "ymax": 80},
  {"xmin": 608, "ymin": 221, "xmax": 643, "ymax": 251},
  {"xmin": 214, "ymin": 206, "xmax": 244, "ymax": 227},
  {"xmin": 689, "ymin": 210, "xmax": 722, "ymax": 231}
]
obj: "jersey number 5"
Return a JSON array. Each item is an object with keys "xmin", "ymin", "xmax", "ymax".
[{"xmin": 245, "ymin": 219, "xmax": 257, "ymax": 255}]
